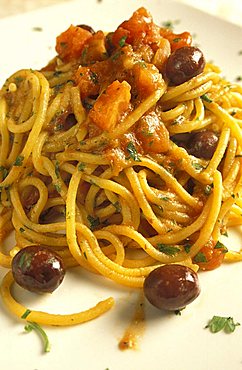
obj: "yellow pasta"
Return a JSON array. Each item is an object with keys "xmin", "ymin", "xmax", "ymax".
[{"xmin": 0, "ymin": 7, "xmax": 241, "ymax": 329}]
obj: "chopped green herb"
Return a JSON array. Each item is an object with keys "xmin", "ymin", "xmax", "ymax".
[
  {"xmin": 55, "ymin": 161, "xmax": 60, "ymax": 178},
  {"xmin": 24, "ymin": 321, "xmax": 51, "ymax": 352},
  {"xmin": 141, "ymin": 129, "xmax": 153, "ymax": 137},
  {"xmin": 14, "ymin": 155, "xmax": 24, "ymax": 166},
  {"xmin": 192, "ymin": 162, "xmax": 205, "ymax": 171},
  {"xmin": 173, "ymin": 37, "xmax": 182, "ymax": 43},
  {"xmin": 32, "ymin": 26, "xmax": 43, "ymax": 32},
  {"xmin": 201, "ymin": 94, "xmax": 213, "ymax": 103},
  {"xmin": 54, "ymin": 183, "xmax": 61, "ymax": 193},
  {"xmin": 126, "ymin": 142, "xmax": 141, "ymax": 162},
  {"xmin": 136, "ymin": 61, "xmax": 147, "ymax": 68},
  {"xmin": 78, "ymin": 163, "xmax": 86, "ymax": 172},
  {"xmin": 119, "ymin": 35, "xmax": 127, "ymax": 47},
  {"xmin": 89, "ymin": 71, "xmax": 98, "ymax": 85},
  {"xmin": 21, "ymin": 309, "xmax": 32, "ymax": 319},
  {"xmin": 157, "ymin": 243, "xmax": 180, "ymax": 256},
  {"xmin": 184, "ymin": 244, "xmax": 192, "ymax": 253},
  {"xmin": 0, "ymin": 166, "xmax": 8, "ymax": 180},
  {"xmin": 236, "ymin": 76, "xmax": 242, "ymax": 82},
  {"xmin": 159, "ymin": 195, "xmax": 170, "ymax": 201},
  {"xmin": 111, "ymin": 50, "xmax": 124, "ymax": 61},
  {"xmin": 205, "ymin": 316, "xmax": 240, "ymax": 334},
  {"xmin": 19, "ymin": 227, "xmax": 25, "ymax": 233},
  {"xmin": 214, "ymin": 241, "xmax": 228, "ymax": 253},
  {"xmin": 87, "ymin": 215, "xmax": 100, "ymax": 230},
  {"xmin": 193, "ymin": 251, "xmax": 207, "ymax": 263}
]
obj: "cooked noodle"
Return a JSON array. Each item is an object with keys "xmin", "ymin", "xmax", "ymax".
[{"xmin": 0, "ymin": 7, "xmax": 241, "ymax": 326}]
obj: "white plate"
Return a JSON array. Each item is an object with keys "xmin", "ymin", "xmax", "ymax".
[{"xmin": 0, "ymin": 1, "xmax": 242, "ymax": 370}]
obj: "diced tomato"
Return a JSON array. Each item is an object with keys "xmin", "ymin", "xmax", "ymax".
[
  {"xmin": 56, "ymin": 25, "xmax": 93, "ymax": 62},
  {"xmin": 112, "ymin": 7, "xmax": 161, "ymax": 49},
  {"xmin": 133, "ymin": 62, "xmax": 163, "ymax": 98},
  {"xmin": 160, "ymin": 29, "xmax": 192, "ymax": 52},
  {"xmin": 193, "ymin": 239, "xmax": 227, "ymax": 271},
  {"xmin": 89, "ymin": 80, "xmax": 131, "ymax": 132},
  {"xmin": 75, "ymin": 66, "xmax": 100, "ymax": 99},
  {"xmin": 136, "ymin": 112, "xmax": 169, "ymax": 153}
]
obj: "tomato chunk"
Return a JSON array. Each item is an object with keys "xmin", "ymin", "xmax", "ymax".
[
  {"xmin": 193, "ymin": 240, "xmax": 227, "ymax": 271},
  {"xmin": 136, "ymin": 112, "xmax": 169, "ymax": 153},
  {"xmin": 56, "ymin": 25, "xmax": 93, "ymax": 61},
  {"xmin": 89, "ymin": 80, "xmax": 131, "ymax": 132}
]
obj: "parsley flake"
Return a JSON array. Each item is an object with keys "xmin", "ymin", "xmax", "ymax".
[
  {"xmin": 21, "ymin": 309, "xmax": 32, "ymax": 319},
  {"xmin": 205, "ymin": 316, "xmax": 240, "ymax": 334},
  {"xmin": 201, "ymin": 94, "xmax": 213, "ymax": 103},
  {"xmin": 14, "ymin": 155, "xmax": 24, "ymax": 166},
  {"xmin": 119, "ymin": 35, "xmax": 127, "ymax": 47},
  {"xmin": 157, "ymin": 243, "xmax": 180, "ymax": 256},
  {"xmin": 87, "ymin": 215, "xmax": 100, "ymax": 230},
  {"xmin": 126, "ymin": 142, "xmax": 141, "ymax": 162},
  {"xmin": 193, "ymin": 251, "xmax": 207, "ymax": 263},
  {"xmin": 78, "ymin": 162, "xmax": 86, "ymax": 172}
]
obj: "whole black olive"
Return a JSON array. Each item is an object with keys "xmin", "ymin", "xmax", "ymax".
[
  {"xmin": 143, "ymin": 264, "xmax": 200, "ymax": 311},
  {"xmin": 12, "ymin": 245, "xmax": 65, "ymax": 293},
  {"xmin": 166, "ymin": 46, "xmax": 205, "ymax": 85},
  {"xmin": 188, "ymin": 130, "xmax": 219, "ymax": 159}
]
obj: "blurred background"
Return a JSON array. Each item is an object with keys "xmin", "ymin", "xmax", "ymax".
[{"xmin": 0, "ymin": 0, "xmax": 242, "ymax": 26}]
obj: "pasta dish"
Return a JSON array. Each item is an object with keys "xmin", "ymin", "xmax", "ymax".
[{"xmin": 0, "ymin": 7, "xmax": 241, "ymax": 328}]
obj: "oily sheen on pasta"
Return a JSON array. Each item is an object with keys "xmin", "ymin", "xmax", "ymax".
[{"xmin": 0, "ymin": 8, "xmax": 242, "ymax": 325}]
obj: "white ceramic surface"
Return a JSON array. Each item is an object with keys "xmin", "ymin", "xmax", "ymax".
[{"xmin": 0, "ymin": 1, "xmax": 242, "ymax": 370}]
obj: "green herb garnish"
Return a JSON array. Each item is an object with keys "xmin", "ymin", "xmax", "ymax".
[
  {"xmin": 126, "ymin": 142, "xmax": 141, "ymax": 162},
  {"xmin": 201, "ymin": 94, "xmax": 213, "ymax": 103},
  {"xmin": 214, "ymin": 241, "xmax": 228, "ymax": 253},
  {"xmin": 24, "ymin": 321, "xmax": 51, "ymax": 352},
  {"xmin": 157, "ymin": 243, "xmax": 180, "ymax": 256},
  {"xmin": 78, "ymin": 163, "xmax": 86, "ymax": 172},
  {"xmin": 90, "ymin": 71, "xmax": 98, "ymax": 85},
  {"xmin": 193, "ymin": 251, "xmax": 207, "ymax": 263},
  {"xmin": 119, "ymin": 35, "xmax": 127, "ymax": 47},
  {"xmin": 205, "ymin": 316, "xmax": 240, "ymax": 334},
  {"xmin": 21, "ymin": 309, "xmax": 32, "ymax": 319},
  {"xmin": 55, "ymin": 161, "xmax": 60, "ymax": 178},
  {"xmin": 32, "ymin": 26, "xmax": 43, "ymax": 32},
  {"xmin": 184, "ymin": 244, "xmax": 192, "ymax": 253},
  {"xmin": 192, "ymin": 162, "xmax": 205, "ymax": 171},
  {"xmin": 0, "ymin": 166, "xmax": 8, "ymax": 180},
  {"xmin": 14, "ymin": 155, "xmax": 24, "ymax": 166},
  {"xmin": 87, "ymin": 215, "xmax": 100, "ymax": 230}
]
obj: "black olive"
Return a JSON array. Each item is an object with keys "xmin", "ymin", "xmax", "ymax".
[
  {"xmin": 143, "ymin": 264, "xmax": 200, "ymax": 311},
  {"xmin": 12, "ymin": 245, "xmax": 65, "ymax": 293},
  {"xmin": 188, "ymin": 130, "xmax": 219, "ymax": 159},
  {"xmin": 77, "ymin": 24, "xmax": 95, "ymax": 34},
  {"xmin": 165, "ymin": 46, "xmax": 205, "ymax": 85}
]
